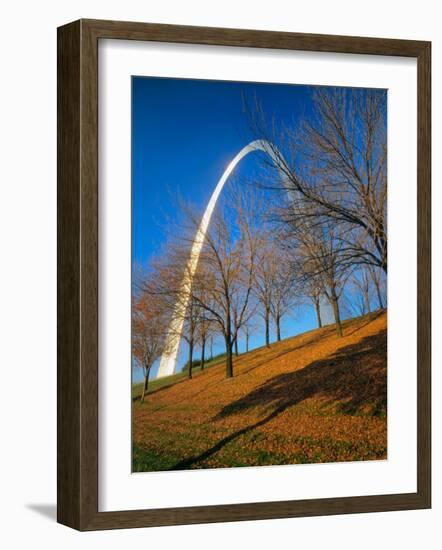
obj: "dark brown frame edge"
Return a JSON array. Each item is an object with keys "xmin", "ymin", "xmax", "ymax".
[{"xmin": 57, "ymin": 18, "xmax": 431, "ymax": 531}]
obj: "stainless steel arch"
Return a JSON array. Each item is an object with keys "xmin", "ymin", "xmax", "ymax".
[{"xmin": 157, "ymin": 139, "xmax": 283, "ymax": 378}]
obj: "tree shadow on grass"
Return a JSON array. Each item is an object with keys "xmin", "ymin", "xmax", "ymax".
[
  {"xmin": 169, "ymin": 329, "xmax": 387, "ymax": 470},
  {"xmin": 234, "ymin": 328, "xmax": 336, "ymax": 379},
  {"xmin": 344, "ymin": 310, "xmax": 385, "ymax": 337},
  {"xmin": 136, "ymin": 327, "xmax": 335, "ymax": 409},
  {"xmin": 217, "ymin": 328, "xmax": 387, "ymax": 419}
]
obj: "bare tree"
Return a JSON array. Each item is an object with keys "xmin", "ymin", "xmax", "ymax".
[
  {"xmin": 281, "ymin": 212, "xmax": 351, "ymax": 337},
  {"xmin": 254, "ymin": 239, "xmax": 276, "ymax": 347},
  {"xmin": 350, "ymin": 268, "xmax": 372, "ymax": 315},
  {"xmin": 249, "ymin": 87, "xmax": 388, "ymax": 273},
  {"xmin": 253, "ymin": 231, "xmax": 299, "ymax": 346},
  {"xmin": 303, "ymin": 278, "xmax": 323, "ymax": 329},
  {"xmin": 239, "ymin": 314, "xmax": 259, "ymax": 353},
  {"xmin": 181, "ymin": 293, "xmax": 200, "ymax": 379},
  {"xmin": 344, "ymin": 264, "xmax": 386, "ymax": 317},
  {"xmin": 209, "ymin": 334, "xmax": 215, "ymax": 361},
  {"xmin": 308, "ymin": 234, "xmax": 350, "ymax": 335},
  {"xmin": 188, "ymin": 190, "xmax": 260, "ymax": 378},
  {"xmin": 140, "ymin": 238, "xmax": 204, "ymax": 379},
  {"xmin": 132, "ymin": 285, "xmax": 170, "ymax": 402},
  {"xmin": 367, "ymin": 264, "xmax": 386, "ymax": 310},
  {"xmin": 196, "ymin": 307, "xmax": 217, "ymax": 370},
  {"xmin": 269, "ymin": 247, "xmax": 298, "ymax": 341},
  {"xmin": 143, "ymin": 186, "xmax": 259, "ymax": 380}
]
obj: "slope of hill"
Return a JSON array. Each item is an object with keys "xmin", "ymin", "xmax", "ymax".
[
  {"xmin": 133, "ymin": 311, "xmax": 387, "ymax": 471},
  {"xmin": 132, "ymin": 353, "xmax": 227, "ymax": 399}
]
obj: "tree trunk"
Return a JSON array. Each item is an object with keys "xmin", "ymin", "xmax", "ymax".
[
  {"xmin": 314, "ymin": 299, "xmax": 322, "ymax": 328},
  {"xmin": 364, "ymin": 289, "xmax": 371, "ymax": 314},
  {"xmin": 225, "ymin": 327, "xmax": 233, "ymax": 378},
  {"xmin": 380, "ymin": 239, "xmax": 387, "ymax": 274},
  {"xmin": 276, "ymin": 314, "xmax": 281, "ymax": 341},
  {"xmin": 265, "ymin": 309, "xmax": 270, "ymax": 347},
  {"xmin": 246, "ymin": 332, "xmax": 249, "ymax": 353},
  {"xmin": 225, "ymin": 311, "xmax": 234, "ymax": 378},
  {"xmin": 140, "ymin": 367, "xmax": 150, "ymax": 403},
  {"xmin": 201, "ymin": 336, "xmax": 206, "ymax": 370},
  {"xmin": 188, "ymin": 338, "xmax": 194, "ymax": 379},
  {"xmin": 330, "ymin": 294, "xmax": 343, "ymax": 337},
  {"xmin": 374, "ymin": 279, "xmax": 384, "ymax": 309},
  {"xmin": 234, "ymin": 337, "xmax": 239, "ymax": 357},
  {"xmin": 225, "ymin": 341, "xmax": 233, "ymax": 378}
]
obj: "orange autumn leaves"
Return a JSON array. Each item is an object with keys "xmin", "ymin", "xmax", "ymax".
[{"xmin": 132, "ymin": 312, "xmax": 387, "ymax": 471}]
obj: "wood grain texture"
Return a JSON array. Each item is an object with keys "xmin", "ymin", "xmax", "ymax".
[
  {"xmin": 84, "ymin": 18, "xmax": 427, "ymax": 57},
  {"xmin": 57, "ymin": 19, "xmax": 431, "ymax": 531},
  {"xmin": 57, "ymin": 20, "xmax": 81, "ymax": 529},
  {"xmin": 416, "ymin": 42, "xmax": 431, "ymax": 507}
]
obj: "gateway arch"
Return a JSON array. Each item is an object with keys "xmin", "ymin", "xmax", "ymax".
[{"xmin": 157, "ymin": 139, "xmax": 286, "ymax": 379}]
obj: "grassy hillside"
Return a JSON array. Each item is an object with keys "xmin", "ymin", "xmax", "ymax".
[
  {"xmin": 132, "ymin": 354, "xmax": 227, "ymax": 399},
  {"xmin": 133, "ymin": 311, "xmax": 387, "ymax": 472}
]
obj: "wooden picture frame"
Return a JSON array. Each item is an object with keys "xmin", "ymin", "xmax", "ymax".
[{"xmin": 57, "ymin": 18, "xmax": 431, "ymax": 531}]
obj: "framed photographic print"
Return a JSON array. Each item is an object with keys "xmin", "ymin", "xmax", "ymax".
[{"xmin": 57, "ymin": 19, "xmax": 431, "ymax": 530}]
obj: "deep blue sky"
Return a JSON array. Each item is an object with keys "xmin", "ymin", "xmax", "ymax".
[
  {"xmin": 132, "ymin": 77, "xmax": 334, "ymax": 380},
  {"xmin": 132, "ymin": 76, "xmax": 315, "ymax": 265}
]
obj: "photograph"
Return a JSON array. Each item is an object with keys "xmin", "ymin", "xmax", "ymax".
[
  {"xmin": 131, "ymin": 77, "xmax": 388, "ymax": 472},
  {"xmin": 0, "ymin": 0, "xmax": 434, "ymax": 540}
]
